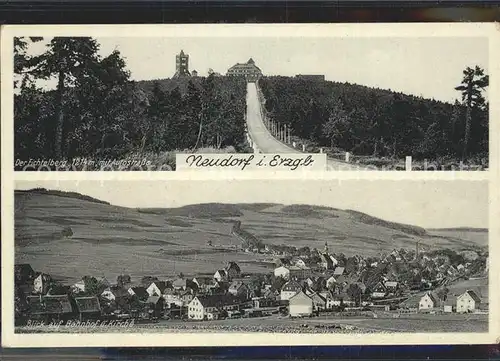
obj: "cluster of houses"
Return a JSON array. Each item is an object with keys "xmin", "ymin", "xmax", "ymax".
[
  {"xmin": 270, "ymin": 244, "xmax": 488, "ymax": 317},
  {"xmin": 14, "ymin": 243, "xmax": 488, "ymax": 324},
  {"xmin": 15, "ymin": 261, "xmax": 280, "ymax": 324}
]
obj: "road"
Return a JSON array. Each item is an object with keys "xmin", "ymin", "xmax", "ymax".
[
  {"xmin": 245, "ymin": 83, "xmax": 366, "ymax": 170},
  {"xmin": 245, "ymin": 82, "xmax": 296, "ymax": 154}
]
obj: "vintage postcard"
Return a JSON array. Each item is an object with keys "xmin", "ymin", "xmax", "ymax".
[
  {"xmin": 1, "ymin": 23, "xmax": 495, "ymax": 171},
  {"xmin": 2, "ymin": 176, "xmax": 498, "ymax": 347},
  {"xmin": 1, "ymin": 23, "xmax": 499, "ymax": 348}
]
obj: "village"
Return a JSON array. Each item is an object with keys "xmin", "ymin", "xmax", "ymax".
[{"xmin": 14, "ymin": 238, "xmax": 488, "ymax": 332}]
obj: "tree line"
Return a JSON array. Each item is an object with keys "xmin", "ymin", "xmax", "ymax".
[
  {"xmin": 14, "ymin": 37, "xmax": 248, "ymax": 164},
  {"xmin": 258, "ymin": 70, "xmax": 488, "ymax": 161}
]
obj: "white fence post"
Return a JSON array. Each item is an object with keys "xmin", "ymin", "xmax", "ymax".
[
  {"xmin": 345, "ymin": 152, "xmax": 350, "ymax": 163},
  {"xmin": 302, "ymin": 144, "xmax": 306, "ymax": 152},
  {"xmin": 293, "ymin": 141, "xmax": 296, "ymax": 148},
  {"xmin": 406, "ymin": 156, "xmax": 412, "ymax": 171}
]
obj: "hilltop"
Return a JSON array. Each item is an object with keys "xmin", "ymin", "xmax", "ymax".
[{"xmin": 15, "ymin": 189, "xmax": 487, "ymax": 283}]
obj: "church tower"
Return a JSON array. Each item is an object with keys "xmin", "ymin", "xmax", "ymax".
[{"xmin": 174, "ymin": 50, "xmax": 191, "ymax": 77}]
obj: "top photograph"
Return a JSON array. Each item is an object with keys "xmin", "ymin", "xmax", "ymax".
[{"xmin": 8, "ymin": 25, "xmax": 490, "ymax": 171}]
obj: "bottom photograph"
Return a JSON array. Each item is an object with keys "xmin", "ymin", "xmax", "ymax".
[{"xmin": 12, "ymin": 178, "xmax": 489, "ymax": 336}]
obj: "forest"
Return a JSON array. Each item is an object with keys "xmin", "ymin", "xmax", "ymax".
[
  {"xmin": 13, "ymin": 37, "xmax": 489, "ymax": 169},
  {"xmin": 14, "ymin": 37, "xmax": 248, "ymax": 170},
  {"xmin": 258, "ymin": 72, "xmax": 488, "ymax": 163}
]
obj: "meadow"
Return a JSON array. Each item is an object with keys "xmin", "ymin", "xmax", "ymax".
[{"xmin": 15, "ymin": 312, "xmax": 488, "ymax": 334}]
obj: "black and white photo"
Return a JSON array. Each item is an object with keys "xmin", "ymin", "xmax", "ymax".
[
  {"xmin": 7, "ymin": 25, "xmax": 490, "ymax": 171},
  {"xmin": 9, "ymin": 179, "xmax": 490, "ymax": 341},
  {"xmin": 1, "ymin": 23, "xmax": 498, "ymax": 348}
]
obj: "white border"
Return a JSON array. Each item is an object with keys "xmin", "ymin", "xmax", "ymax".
[{"xmin": 1, "ymin": 23, "xmax": 499, "ymax": 347}]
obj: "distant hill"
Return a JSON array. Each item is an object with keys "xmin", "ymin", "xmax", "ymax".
[
  {"xmin": 15, "ymin": 190, "xmax": 487, "ymax": 283},
  {"xmin": 429, "ymin": 227, "xmax": 488, "ymax": 233},
  {"xmin": 138, "ymin": 203, "xmax": 243, "ymax": 218},
  {"xmin": 16, "ymin": 188, "xmax": 110, "ymax": 205}
]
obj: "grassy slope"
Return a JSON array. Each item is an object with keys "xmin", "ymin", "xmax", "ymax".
[{"xmin": 15, "ymin": 190, "xmax": 487, "ymax": 284}]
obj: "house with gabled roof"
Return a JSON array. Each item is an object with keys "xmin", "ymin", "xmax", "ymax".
[
  {"xmin": 192, "ymin": 276, "xmax": 217, "ymax": 292},
  {"xmin": 128, "ymin": 286, "xmax": 149, "ymax": 300},
  {"xmin": 71, "ymin": 280, "xmax": 86, "ymax": 294},
  {"xmin": 289, "ymin": 290, "xmax": 313, "ymax": 317},
  {"xmin": 371, "ymin": 282, "xmax": 387, "ymax": 299},
  {"xmin": 101, "ymin": 286, "xmax": 129, "ymax": 302},
  {"xmin": 188, "ymin": 295, "xmax": 241, "ymax": 320},
  {"xmin": 15, "ymin": 264, "xmax": 36, "ymax": 285},
  {"xmin": 280, "ymin": 280, "xmax": 302, "ymax": 301},
  {"xmin": 225, "ymin": 261, "xmax": 241, "ymax": 279},
  {"xmin": 71, "ymin": 276, "xmax": 109, "ymax": 295},
  {"xmin": 33, "ymin": 273, "xmax": 52, "ymax": 295},
  {"xmin": 419, "ymin": 292, "xmax": 439, "ymax": 311},
  {"xmin": 146, "ymin": 281, "xmax": 169, "ymax": 297},
  {"xmin": 214, "ymin": 269, "xmax": 228, "ymax": 283},
  {"xmin": 228, "ymin": 281, "xmax": 252, "ymax": 300},
  {"xmin": 456, "ymin": 290, "xmax": 482, "ymax": 313},
  {"xmin": 309, "ymin": 292, "xmax": 327, "ymax": 311}
]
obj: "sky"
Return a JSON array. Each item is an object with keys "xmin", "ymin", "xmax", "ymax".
[
  {"xmin": 24, "ymin": 36, "xmax": 488, "ymax": 104},
  {"xmin": 15, "ymin": 179, "xmax": 488, "ymax": 229}
]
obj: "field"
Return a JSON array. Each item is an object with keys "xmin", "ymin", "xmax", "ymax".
[
  {"xmin": 15, "ymin": 189, "xmax": 488, "ymax": 283},
  {"xmin": 15, "ymin": 313, "xmax": 488, "ymax": 334}
]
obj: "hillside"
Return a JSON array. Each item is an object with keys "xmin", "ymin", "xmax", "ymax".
[
  {"xmin": 258, "ymin": 76, "xmax": 488, "ymax": 162},
  {"xmin": 15, "ymin": 190, "xmax": 487, "ymax": 283}
]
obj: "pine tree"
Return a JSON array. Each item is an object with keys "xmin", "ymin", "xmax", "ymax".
[
  {"xmin": 455, "ymin": 66, "xmax": 489, "ymax": 160},
  {"xmin": 13, "ymin": 37, "xmax": 43, "ymax": 88},
  {"xmin": 30, "ymin": 37, "xmax": 101, "ymax": 159}
]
